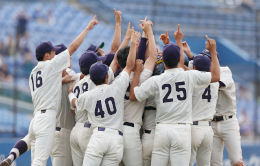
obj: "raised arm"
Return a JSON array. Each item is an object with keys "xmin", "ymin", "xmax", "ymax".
[
  {"xmin": 109, "ymin": 22, "xmax": 134, "ymax": 73},
  {"xmin": 140, "ymin": 18, "xmax": 157, "ymax": 71},
  {"xmin": 160, "ymin": 29, "xmax": 170, "ymax": 45},
  {"xmin": 68, "ymin": 16, "xmax": 98, "ymax": 56},
  {"xmin": 109, "ymin": 8, "xmax": 122, "ymax": 53},
  {"xmin": 137, "ymin": 31, "xmax": 147, "ymax": 62},
  {"xmin": 174, "ymin": 24, "xmax": 185, "ymax": 69},
  {"xmin": 182, "ymin": 41, "xmax": 194, "ymax": 60},
  {"xmin": 206, "ymin": 35, "xmax": 220, "ymax": 83},
  {"xmin": 124, "ymin": 31, "xmax": 141, "ymax": 75},
  {"xmin": 129, "ymin": 60, "xmax": 144, "ymax": 101}
]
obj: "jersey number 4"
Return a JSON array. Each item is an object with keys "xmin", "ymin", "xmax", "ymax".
[
  {"xmin": 31, "ymin": 71, "xmax": 43, "ymax": 91},
  {"xmin": 162, "ymin": 81, "xmax": 187, "ymax": 103},
  {"xmin": 202, "ymin": 85, "xmax": 211, "ymax": 102},
  {"xmin": 95, "ymin": 97, "xmax": 117, "ymax": 118}
]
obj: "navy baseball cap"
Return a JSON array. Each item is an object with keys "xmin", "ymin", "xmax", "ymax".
[
  {"xmin": 201, "ymin": 49, "xmax": 220, "ymax": 60},
  {"xmin": 90, "ymin": 62, "xmax": 109, "ymax": 81},
  {"xmin": 79, "ymin": 51, "xmax": 101, "ymax": 69},
  {"xmin": 162, "ymin": 43, "xmax": 180, "ymax": 61},
  {"xmin": 87, "ymin": 42, "xmax": 105, "ymax": 52},
  {"xmin": 193, "ymin": 54, "xmax": 211, "ymax": 71},
  {"xmin": 35, "ymin": 41, "xmax": 61, "ymax": 58},
  {"xmin": 55, "ymin": 43, "xmax": 67, "ymax": 55}
]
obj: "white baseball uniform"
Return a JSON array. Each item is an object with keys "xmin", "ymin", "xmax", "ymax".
[
  {"xmin": 70, "ymin": 68, "xmax": 114, "ymax": 166},
  {"xmin": 142, "ymin": 96, "xmax": 156, "ymax": 166},
  {"xmin": 134, "ymin": 68, "xmax": 211, "ymax": 166},
  {"xmin": 50, "ymin": 68, "xmax": 76, "ymax": 166},
  {"xmin": 122, "ymin": 69, "xmax": 152, "ymax": 166},
  {"xmin": 211, "ymin": 67, "xmax": 243, "ymax": 166},
  {"xmin": 28, "ymin": 49, "xmax": 70, "ymax": 166},
  {"xmin": 189, "ymin": 82, "xmax": 219, "ymax": 166},
  {"xmin": 75, "ymin": 71, "xmax": 129, "ymax": 166}
]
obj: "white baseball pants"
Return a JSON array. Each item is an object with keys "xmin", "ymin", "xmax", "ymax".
[
  {"xmin": 83, "ymin": 127, "xmax": 123, "ymax": 166},
  {"xmin": 142, "ymin": 130, "xmax": 171, "ymax": 166},
  {"xmin": 151, "ymin": 123, "xmax": 191, "ymax": 166},
  {"xmin": 70, "ymin": 122, "xmax": 93, "ymax": 166},
  {"xmin": 189, "ymin": 123, "xmax": 214, "ymax": 166},
  {"xmin": 142, "ymin": 129, "xmax": 155, "ymax": 166},
  {"xmin": 29, "ymin": 110, "xmax": 56, "ymax": 166},
  {"xmin": 122, "ymin": 124, "xmax": 143, "ymax": 166},
  {"xmin": 51, "ymin": 128, "xmax": 73, "ymax": 166},
  {"xmin": 211, "ymin": 117, "xmax": 242, "ymax": 166}
]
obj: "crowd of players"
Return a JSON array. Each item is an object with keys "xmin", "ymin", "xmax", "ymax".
[{"xmin": 0, "ymin": 9, "xmax": 244, "ymax": 166}]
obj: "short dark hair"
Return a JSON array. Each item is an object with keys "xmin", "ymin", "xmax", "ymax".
[
  {"xmin": 163, "ymin": 59, "xmax": 179, "ymax": 68},
  {"xmin": 37, "ymin": 50, "xmax": 51, "ymax": 61},
  {"xmin": 117, "ymin": 46, "xmax": 130, "ymax": 69},
  {"xmin": 92, "ymin": 76, "xmax": 106, "ymax": 85},
  {"xmin": 80, "ymin": 66, "xmax": 91, "ymax": 75}
]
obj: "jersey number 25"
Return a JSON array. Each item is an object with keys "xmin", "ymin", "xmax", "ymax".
[{"xmin": 162, "ymin": 81, "xmax": 187, "ymax": 103}]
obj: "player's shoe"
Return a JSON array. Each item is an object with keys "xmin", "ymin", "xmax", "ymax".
[{"xmin": 0, "ymin": 158, "xmax": 12, "ymax": 166}]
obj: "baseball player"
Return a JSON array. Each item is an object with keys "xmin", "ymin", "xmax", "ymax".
[
  {"xmin": 28, "ymin": 16, "xmax": 98, "ymax": 166},
  {"xmin": 0, "ymin": 42, "xmax": 82, "ymax": 166},
  {"xmin": 129, "ymin": 24, "xmax": 220, "ymax": 166},
  {"xmin": 69, "ymin": 31, "xmax": 140, "ymax": 166},
  {"xmin": 206, "ymin": 52, "xmax": 244, "ymax": 165},
  {"xmin": 116, "ymin": 18, "xmax": 157, "ymax": 166},
  {"xmin": 186, "ymin": 54, "xmax": 219, "ymax": 166},
  {"xmin": 69, "ymin": 22, "xmax": 133, "ymax": 166}
]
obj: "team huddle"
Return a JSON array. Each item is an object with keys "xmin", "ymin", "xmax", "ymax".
[{"xmin": 0, "ymin": 9, "xmax": 244, "ymax": 166}]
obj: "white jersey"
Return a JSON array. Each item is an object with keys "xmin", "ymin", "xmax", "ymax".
[
  {"xmin": 72, "ymin": 67, "xmax": 114, "ymax": 123},
  {"xmin": 56, "ymin": 69, "xmax": 76, "ymax": 130},
  {"xmin": 134, "ymin": 68, "xmax": 211, "ymax": 124},
  {"xmin": 142, "ymin": 96, "xmax": 156, "ymax": 130},
  {"xmin": 29, "ymin": 50, "xmax": 70, "ymax": 115},
  {"xmin": 192, "ymin": 82, "xmax": 219, "ymax": 121},
  {"xmin": 215, "ymin": 67, "xmax": 237, "ymax": 116},
  {"xmin": 123, "ymin": 69, "xmax": 152, "ymax": 125},
  {"xmin": 76, "ymin": 71, "xmax": 129, "ymax": 131}
]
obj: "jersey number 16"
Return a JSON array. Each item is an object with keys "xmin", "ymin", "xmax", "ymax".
[{"xmin": 31, "ymin": 71, "xmax": 43, "ymax": 91}]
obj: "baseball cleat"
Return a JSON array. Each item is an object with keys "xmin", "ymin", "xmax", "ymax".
[{"xmin": 0, "ymin": 158, "xmax": 12, "ymax": 166}]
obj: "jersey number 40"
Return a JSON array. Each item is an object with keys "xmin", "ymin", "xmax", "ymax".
[{"xmin": 95, "ymin": 97, "xmax": 117, "ymax": 118}]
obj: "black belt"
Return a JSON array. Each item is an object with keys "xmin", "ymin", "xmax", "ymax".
[
  {"xmin": 123, "ymin": 122, "xmax": 134, "ymax": 127},
  {"xmin": 84, "ymin": 123, "xmax": 91, "ymax": 128},
  {"xmin": 193, "ymin": 121, "xmax": 211, "ymax": 126},
  {"xmin": 56, "ymin": 127, "xmax": 61, "ymax": 131},
  {"xmin": 144, "ymin": 106, "xmax": 156, "ymax": 110},
  {"xmin": 144, "ymin": 130, "xmax": 151, "ymax": 134},
  {"xmin": 41, "ymin": 110, "xmax": 46, "ymax": 114},
  {"xmin": 212, "ymin": 115, "xmax": 233, "ymax": 122},
  {"xmin": 98, "ymin": 127, "xmax": 123, "ymax": 136},
  {"xmin": 157, "ymin": 122, "xmax": 186, "ymax": 125}
]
